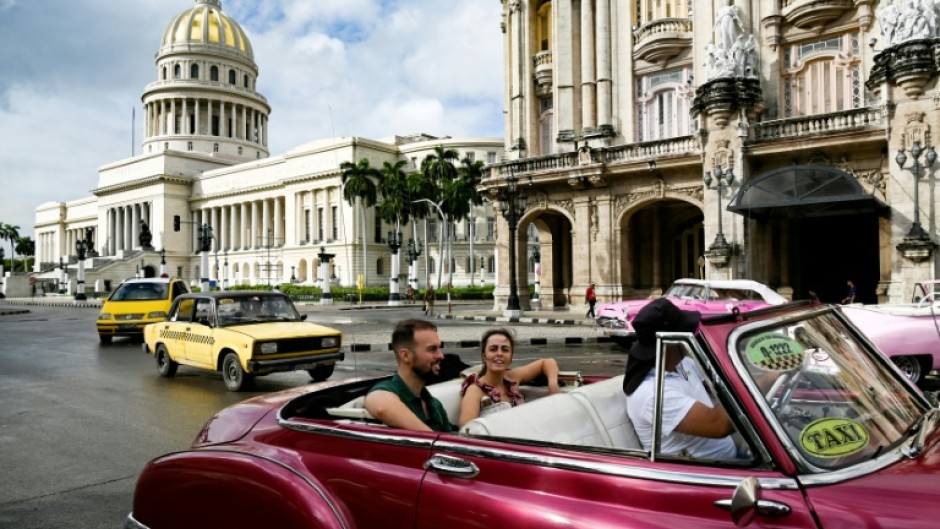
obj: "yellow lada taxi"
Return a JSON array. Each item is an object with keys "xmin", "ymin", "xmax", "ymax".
[
  {"xmin": 97, "ymin": 277, "xmax": 189, "ymax": 344},
  {"xmin": 142, "ymin": 291, "xmax": 343, "ymax": 391}
]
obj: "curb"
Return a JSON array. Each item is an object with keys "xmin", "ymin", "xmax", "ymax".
[
  {"xmin": 437, "ymin": 314, "xmax": 594, "ymax": 326},
  {"xmin": 341, "ymin": 335, "xmax": 613, "ymax": 353}
]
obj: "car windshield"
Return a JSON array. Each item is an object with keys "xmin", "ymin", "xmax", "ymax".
[
  {"xmin": 216, "ymin": 295, "xmax": 300, "ymax": 325},
  {"xmin": 110, "ymin": 282, "xmax": 168, "ymax": 301},
  {"xmin": 665, "ymin": 284, "xmax": 704, "ymax": 299},
  {"xmin": 734, "ymin": 311, "xmax": 926, "ymax": 472}
]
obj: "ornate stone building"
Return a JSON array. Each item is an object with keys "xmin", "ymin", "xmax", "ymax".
[
  {"xmin": 485, "ymin": 0, "xmax": 940, "ymax": 309},
  {"xmin": 33, "ymin": 0, "xmax": 502, "ymax": 294}
]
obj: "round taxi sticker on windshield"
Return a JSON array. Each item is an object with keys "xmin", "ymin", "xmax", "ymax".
[
  {"xmin": 744, "ymin": 333, "xmax": 804, "ymax": 371},
  {"xmin": 799, "ymin": 418, "xmax": 870, "ymax": 458}
]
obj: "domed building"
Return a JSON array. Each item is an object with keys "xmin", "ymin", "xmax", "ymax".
[{"xmin": 32, "ymin": 0, "xmax": 502, "ymax": 298}]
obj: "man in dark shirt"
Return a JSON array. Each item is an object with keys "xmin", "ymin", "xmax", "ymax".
[{"xmin": 365, "ymin": 319, "xmax": 454, "ymax": 432}]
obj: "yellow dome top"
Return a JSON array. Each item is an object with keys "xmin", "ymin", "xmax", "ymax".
[{"xmin": 161, "ymin": 0, "xmax": 253, "ymax": 61}]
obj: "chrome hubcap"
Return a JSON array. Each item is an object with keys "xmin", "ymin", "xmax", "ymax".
[{"xmin": 894, "ymin": 357, "xmax": 921, "ymax": 383}]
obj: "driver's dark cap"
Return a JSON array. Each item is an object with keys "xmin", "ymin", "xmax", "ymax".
[{"xmin": 629, "ymin": 298, "xmax": 701, "ymax": 361}]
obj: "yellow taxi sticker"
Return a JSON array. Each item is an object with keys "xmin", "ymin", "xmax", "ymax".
[
  {"xmin": 799, "ymin": 418, "xmax": 870, "ymax": 458},
  {"xmin": 744, "ymin": 333, "xmax": 805, "ymax": 371}
]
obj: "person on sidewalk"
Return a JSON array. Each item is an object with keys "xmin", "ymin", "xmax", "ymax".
[
  {"xmin": 585, "ymin": 282, "xmax": 597, "ymax": 318},
  {"xmin": 841, "ymin": 279, "xmax": 856, "ymax": 305},
  {"xmin": 424, "ymin": 285, "xmax": 436, "ymax": 316},
  {"xmin": 364, "ymin": 319, "xmax": 454, "ymax": 432}
]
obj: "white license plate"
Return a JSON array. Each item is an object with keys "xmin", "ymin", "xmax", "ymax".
[{"xmin": 293, "ymin": 363, "xmax": 322, "ymax": 371}]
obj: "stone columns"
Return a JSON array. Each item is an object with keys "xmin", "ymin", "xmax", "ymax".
[{"xmin": 580, "ymin": 0, "xmax": 596, "ymax": 133}]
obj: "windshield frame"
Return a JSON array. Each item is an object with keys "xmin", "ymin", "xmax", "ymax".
[{"xmin": 726, "ymin": 305, "xmax": 932, "ymax": 479}]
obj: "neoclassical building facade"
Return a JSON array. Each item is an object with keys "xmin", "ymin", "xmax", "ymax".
[
  {"xmin": 484, "ymin": 0, "xmax": 940, "ymax": 310},
  {"xmin": 33, "ymin": 0, "xmax": 502, "ymax": 293}
]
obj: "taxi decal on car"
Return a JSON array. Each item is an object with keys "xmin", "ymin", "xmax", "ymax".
[
  {"xmin": 800, "ymin": 417, "xmax": 870, "ymax": 458},
  {"xmin": 159, "ymin": 328, "xmax": 215, "ymax": 345}
]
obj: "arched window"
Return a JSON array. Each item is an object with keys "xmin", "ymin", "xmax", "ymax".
[
  {"xmin": 187, "ymin": 142, "xmax": 193, "ymax": 151},
  {"xmin": 190, "ymin": 64, "xmax": 199, "ymax": 79},
  {"xmin": 782, "ymin": 32, "xmax": 861, "ymax": 118},
  {"xmin": 377, "ymin": 258, "xmax": 384, "ymax": 276},
  {"xmin": 635, "ymin": 67, "xmax": 692, "ymax": 141},
  {"xmin": 213, "ymin": 143, "xmax": 219, "ymax": 153},
  {"xmin": 210, "ymin": 66, "xmax": 219, "ymax": 81},
  {"xmin": 243, "ymin": 74, "xmax": 249, "ymax": 88},
  {"xmin": 488, "ymin": 256, "xmax": 496, "ymax": 274},
  {"xmin": 162, "ymin": 66, "xmax": 167, "ymax": 80},
  {"xmin": 465, "ymin": 256, "xmax": 471, "ymax": 272},
  {"xmin": 228, "ymin": 69, "xmax": 236, "ymax": 84},
  {"xmin": 539, "ymin": 98, "xmax": 554, "ymax": 156},
  {"xmin": 429, "ymin": 258, "xmax": 436, "ymax": 273},
  {"xmin": 173, "ymin": 64, "xmax": 181, "ymax": 79}
]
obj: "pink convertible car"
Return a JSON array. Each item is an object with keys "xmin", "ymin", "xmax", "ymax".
[
  {"xmin": 596, "ymin": 279, "xmax": 787, "ymax": 346},
  {"xmin": 842, "ymin": 280, "xmax": 940, "ymax": 385},
  {"xmin": 126, "ymin": 301, "xmax": 940, "ymax": 529}
]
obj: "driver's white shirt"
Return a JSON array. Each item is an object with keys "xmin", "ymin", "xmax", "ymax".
[{"xmin": 627, "ymin": 357, "xmax": 737, "ymax": 460}]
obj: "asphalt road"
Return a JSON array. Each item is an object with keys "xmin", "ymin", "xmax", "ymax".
[{"xmin": 0, "ymin": 305, "xmax": 626, "ymax": 529}]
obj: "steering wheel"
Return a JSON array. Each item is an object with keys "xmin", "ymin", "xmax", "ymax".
[{"xmin": 917, "ymin": 292, "xmax": 939, "ymax": 308}]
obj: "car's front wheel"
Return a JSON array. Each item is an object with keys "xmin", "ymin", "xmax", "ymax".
[
  {"xmin": 99, "ymin": 334, "xmax": 112, "ymax": 344},
  {"xmin": 893, "ymin": 355, "xmax": 928, "ymax": 386},
  {"xmin": 156, "ymin": 345, "xmax": 178, "ymax": 377},
  {"xmin": 222, "ymin": 352, "xmax": 252, "ymax": 391},
  {"xmin": 307, "ymin": 363, "xmax": 335, "ymax": 382}
]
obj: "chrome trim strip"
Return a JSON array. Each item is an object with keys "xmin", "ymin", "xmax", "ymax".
[
  {"xmin": 431, "ymin": 440, "xmax": 800, "ymax": 490},
  {"xmin": 249, "ymin": 351, "xmax": 344, "ymax": 369},
  {"xmin": 124, "ymin": 513, "xmax": 149, "ymax": 529},
  {"xmin": 190, "ymin": 447, "xmax": 351, "ymax": 529},
  {"xmin": 278, "ymin": 416, "xmax": 436, "ymax": 449}
]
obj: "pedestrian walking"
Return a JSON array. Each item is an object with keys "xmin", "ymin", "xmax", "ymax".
[
  {"xmin": 841, "ymin": 279, "xmax": 857, "ymax": 305},
  {"xmin": 586, "ymin": 282, "xmax": 597, "ymax": 318},
  {"xmin": 424, "ymin": 285, "xmax": 436, "ymax": 316}
]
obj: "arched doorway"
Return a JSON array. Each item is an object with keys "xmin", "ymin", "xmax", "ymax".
[
  {"xmin": 521, "ymin": 209, "xmax": 573, "ymax": 308},
  {"xmin": 729, "ymin": 165, "xmax": 887, "ymax": 304},
  {"xmin": 620, "ymin": 199, "xmax": 704, "ymax": 296}
]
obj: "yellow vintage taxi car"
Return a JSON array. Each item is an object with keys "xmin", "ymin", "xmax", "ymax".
[
  {"xmin": 142, "ymin": 291, "xmax": 343, "ymax": 391},
  {"xmin": 97, "ymin": 277, "xmax": 189, "ymax": 344}
]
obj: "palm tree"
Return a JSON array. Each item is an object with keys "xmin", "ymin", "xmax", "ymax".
[
  {"xmin": 421, "ymin": 146, "xmax": 459, "ymax": 288},
  {"xmin": 16, "ymin": 236, "xmax": 34, "ymax": 273},
  {"xmin": 340, "ymin": 158, "xmax": 380, "ymax": 288},
  {"xmin": 457, "ymin": 157, "xmax": 486, "ymax": 285},
  {"xmin": 0, "ymin": 223, "xmax": 19, "ymax": 273},
  {"xmin": 376, "ymin": 160, "xmax": 415, "ymax": 302}
]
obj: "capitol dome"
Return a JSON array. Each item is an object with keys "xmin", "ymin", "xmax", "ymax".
[{"xmin": 160, "ymin": 0, "xmax": 254, "ymax": 63}]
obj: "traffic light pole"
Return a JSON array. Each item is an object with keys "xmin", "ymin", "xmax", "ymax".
[{"xmin": 173, "ymin": 215, "xmax": 214, "ymax": 291}]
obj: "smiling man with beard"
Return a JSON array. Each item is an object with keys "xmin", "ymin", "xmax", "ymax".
[{"xmin": 365, "ymin": 319, "xmax": 455, "ymax": 432}]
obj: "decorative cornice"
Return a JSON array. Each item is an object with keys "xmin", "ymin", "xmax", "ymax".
[{"xmin": 92, "ymin": 174, "xmax": 193, "ymax": 196}]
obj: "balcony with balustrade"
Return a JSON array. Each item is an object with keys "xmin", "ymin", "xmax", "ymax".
[
  {"xmin": 781, "ymin": 0, "xmax": 854, "ymax": 31},
  {"xmin": 632, "ymin": 18, "xmax": 693, "ymax": 64},
  {"xmin": 533, "ymin": 51, "xmax": 553, "ymax": 97}
]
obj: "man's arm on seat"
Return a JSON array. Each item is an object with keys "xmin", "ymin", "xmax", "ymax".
[
  {"xmin": 364, "ymin": 390, "xmax": 432, "ymax": 431},
  {"xmin": 675, "ymin": 401, "xmax": 734, "ymax": 438}
]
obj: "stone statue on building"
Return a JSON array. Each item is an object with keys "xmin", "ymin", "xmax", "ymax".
[
  {"xmin": 714, "ymin": 0, "xmax": 745, "ymax": 53},
  {"xmin": 880, "ymin": 0, "xmax": 939, "ymax": 45},
  {"xmin": 139, "ymin": 220, "xmax": 154, "ymax": 250},
  {"xmin": 704, "ymin": 1, "xmax": 758, "ymax": 81}
]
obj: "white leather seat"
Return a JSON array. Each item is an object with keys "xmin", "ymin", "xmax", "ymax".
[{"xmin": 569, "ymin": 375, "xmax": 641, "ymax": 449}]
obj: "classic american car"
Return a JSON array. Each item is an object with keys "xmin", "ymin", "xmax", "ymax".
[
  {"xmin": 841, "ymin": 280, "xmax": 940, "ymax": 385},
  {"xmin": 141, "ymin": 291, "xmax": 343, "ymax": 391},
  {"xmin": 596, "ymin": 278, "xmax": 787, "ymax": 346},
  {"xmin": 127, "ymin": 301, "xmax": 940, "ymax": 529},
  {"xmin": 96, "ymin": 277, "xmax": 189, "ymax": 343}
]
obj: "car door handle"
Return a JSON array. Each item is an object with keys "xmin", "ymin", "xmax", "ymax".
[
  {"xmin": 714, "ymin": 498, "xmax": 792, "ymax": 517},
  {"xmin": 423, "ymin": 454, "xmax": 479, "ymax": 478}
]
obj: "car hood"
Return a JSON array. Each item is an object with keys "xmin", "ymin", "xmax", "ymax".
[
  {"xmin": 223, "ymin": 321, "xmax": 340, "ymax": 339},
  {"xmin": 597, "ymin": 297, "xmax": 770, "ymax": 320},
  {"xmin": 806, "ymin": 432, "xmax": 940, "ymax": 528}
]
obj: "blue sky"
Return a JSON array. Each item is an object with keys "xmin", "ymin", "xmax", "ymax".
[{"xmin": 0, "ymin": 0, "xmax": 504, "ymax": 238}]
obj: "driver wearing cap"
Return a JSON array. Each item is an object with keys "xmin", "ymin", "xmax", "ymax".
[{"xmin": 623, "ymin": 298, "xmax": 737, "ymax": 459}]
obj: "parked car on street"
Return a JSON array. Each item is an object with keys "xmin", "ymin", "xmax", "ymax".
[
  {"xmin": 842, "ymin": 280, "xmax": 940, "ymax": 385},
  {"xmin": 127, "ymin": 301, "xmax": 940, "ymax": 529},
  {"xmin": 595, "ymin": 278, "xmax": 787, "ymax": 346},
  {"xmin": 141, "ymin": 291, "xmax": 343, "ymax": 391},
  {"xmin": 96, "ymin": 277, "xmax": 189, "ymax": 344}
]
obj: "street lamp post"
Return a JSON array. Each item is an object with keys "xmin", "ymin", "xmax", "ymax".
[
  {"xmin": 75, "ymin": 240, "xmax": 88, "ymax": 301},
  {"xmin": 290, "ymin": 265, "xmax": 296, "ymax": 283},
  {"xmin": 387, "ymin": 230, "xmax": 403, "ymax": 305},
  {"xmin": 896, "ymin": 140, "xmax": 937, "ymax": 241},
  {"xmin": 531, "ymin": 247, "xmax": 541, "ymax": 309},
  {"xmin": 497, "ymin": 169, "xmax": 528, "ymax": 317},
  {"xmin": 198, "ymin": 223, "xmax": 214, "ymax": 292},
  {"xmin": 413, "ymin": 198, "xmax": 449, "ymax": 307},
  {"xmin": 58, "ymin": 257, "xmax": 67, "ymax": 294},
  {"xmin": 159, "ymin": 248, "xmax": 166, "ymax": 277},
  {"xmin": 406, "ymin": 237, "xmax": 423, "ymax": 291},
  {"xmin": 0, "ymin": 247, "xmax": 6, "ymax": 299},
  {"xmin": 318, "ymin": 246, "xmax": 335, "ymax": 305},
  {"xmin": 223, "ymin": 252, "xmax": 229, "ymax": 289},
  {"xmin": 703, "ymin": 166, "xmax": 734, "ymax": 248}
]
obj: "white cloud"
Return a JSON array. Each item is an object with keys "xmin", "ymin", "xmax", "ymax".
[{"xmin": 0, "ymin": 0, "xmax": 504, "ymax": 238}]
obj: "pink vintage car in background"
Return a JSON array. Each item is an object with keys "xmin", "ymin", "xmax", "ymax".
[
  {"xmin": 595, "ymin": 278, "xmax": 787, "ymax": 346},
  {"xmin": 126, "ymin": 301, "xmax": 940, "ymax": 529},
  {"xmin": 842, "ymin": 280, "xmax": 940, "ymax": 385}
]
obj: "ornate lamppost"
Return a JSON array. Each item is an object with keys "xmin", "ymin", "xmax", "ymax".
[
  {"xmin": 0, "ymin": 247, "xmax": 5, "ymax": 299},
  {"xmin": 222, "ymin": 251, "xmax": 229, "ymax": 289},
  {"xmin": 318, "ymin": 246, "xmax": 335, "ymax": 305},
  {"xmin": 290, "ymin": 265, "xmax": 296, "ymax": 283},
  {"xmin": 480, "ymin": 255, "xmax": 486, "ymax": 284},
  {"xmin": 159, "ymin": 248, "xmax": 167, "ymax": 277},
  {"xmin": 531, "ymin": 247, "xmax": 541, "ymax": 309},
  {"xmin": 58, "ymin": 256, "xmax": 67, "ymax": 294},
  {"xmin": 896, "ymin": 141, "xmax": 938, "ymax": 261},
  {"xmin": 386, "ymin": 230, "xmax": 403, "ymax": 305},
  {"xmin": 703, "ymin": 166, "xmax": 735, "ymax": 267},
  {"xmin": 497, "ymin": 169, "xmax": 527, "ymax": 317},
  {"xmin": 198, "ymin": 223, "xmax": 214, "ymax": 292},
  {"xmin": 75, "ymin": 239, "xmax": 88, "ymax": 301},
  {"xmin": 406, "ymin": 237, "xmax": 423, "ymax": 291}
]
